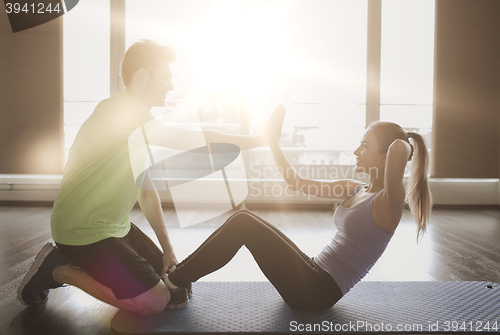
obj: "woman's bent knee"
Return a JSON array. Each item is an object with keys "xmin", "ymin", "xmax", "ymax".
[
  {"xmin": 226, "ymin": 210, "xmax": 259, "ymax": 227},
  {"xmin": 226, "ymin": 210, "xmax": 251, "ymax": 223}
]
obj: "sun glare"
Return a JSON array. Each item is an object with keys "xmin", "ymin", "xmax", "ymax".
[
  {"xmin": 176, "ymin": 1, "xmax": 317, "ymax": 121},
  {"xmin": 128, "ymin": 0, "xmax": 322, "ymax": 122}
]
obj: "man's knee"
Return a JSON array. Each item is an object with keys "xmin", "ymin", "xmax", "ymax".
[{"xmin": 133, "ymin": 280, "xmax": 170, "ymax": 315}]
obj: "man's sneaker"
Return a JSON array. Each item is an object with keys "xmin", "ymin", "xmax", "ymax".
[{"xmin": 17, "ymin": 242, "xmax": 68, "ymax": 307}]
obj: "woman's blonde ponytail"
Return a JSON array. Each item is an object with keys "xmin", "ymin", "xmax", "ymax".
[{"xmin": 406, "ymin": 132, "xmax": 433, "ymax": 241}]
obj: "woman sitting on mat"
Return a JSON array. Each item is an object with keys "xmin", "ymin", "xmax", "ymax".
[{"xmin": 164, "ymin": 107, "xmax": 432, "ymax": 311}]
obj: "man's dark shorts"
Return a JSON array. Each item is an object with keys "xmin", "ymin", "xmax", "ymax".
[{"xmin": 56, "ymin": 223, "xmax": 163, "ymax": 300}]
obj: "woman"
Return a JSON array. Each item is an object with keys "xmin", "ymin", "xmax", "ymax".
[{"xmin": 165, "ymin": 109, "xmax": 432, "ymax": 311}]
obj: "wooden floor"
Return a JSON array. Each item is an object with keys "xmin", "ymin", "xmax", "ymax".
[{"xmin": 1, "ymin": 205, "xmax": 499, "ymax": 335}]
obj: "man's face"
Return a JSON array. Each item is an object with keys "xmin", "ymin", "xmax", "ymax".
[{"xmin": 145, "ymin": 62, "xmax": 174, "ymax": 108}]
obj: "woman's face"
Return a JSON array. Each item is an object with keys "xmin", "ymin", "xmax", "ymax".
[{"xmin": 353, "ymin": 128, "xmax": 387, "ymax": 174}]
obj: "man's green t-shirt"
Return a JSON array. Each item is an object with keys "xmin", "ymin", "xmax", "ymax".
[{"xmin": 51, "ymin": 91, "xmax": 154, "ymax": 246}]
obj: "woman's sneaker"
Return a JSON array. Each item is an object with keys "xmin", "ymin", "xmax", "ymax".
[
  {"xmin": 17, "ymin": 242, "xmax": 68, "ymax": 307},
  {"xmin": 166, "ymin": 286, "xmax": 190, "ymax": 309},
  {"xmin": 164, "ymin": 267, "xmax": 192, "ymax": 309}
]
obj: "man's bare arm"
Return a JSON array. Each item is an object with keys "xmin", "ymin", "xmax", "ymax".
[
  {"xmin": 145, "ymin": 106, "xmax": 284, "ymax": 150},
  {"xmin": 137, "ymin": 170, "xmax": 177, "ymax": 276}
]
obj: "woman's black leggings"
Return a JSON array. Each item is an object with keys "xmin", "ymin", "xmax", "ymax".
[{"xmin": 169, "ymin": 210, "xmax": 343, "ymax": 311}]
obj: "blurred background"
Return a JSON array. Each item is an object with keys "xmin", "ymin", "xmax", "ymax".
[{"xmin": 1, "ymin": 0, "xmax": 499, "ymax": 206}]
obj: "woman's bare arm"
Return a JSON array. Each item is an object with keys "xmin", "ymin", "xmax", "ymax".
[
  {"xmin": 373, "ymin": 139, "xmax": 412, "ymax": 229},
  {"xmin": 269, "ymin": 142, "xmax": 362, "ymax": 200}
]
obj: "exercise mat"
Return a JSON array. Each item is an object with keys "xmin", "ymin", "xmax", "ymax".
[{"xmin": 111, "ymin": 281, "xmax": 500, "ymax": 334}]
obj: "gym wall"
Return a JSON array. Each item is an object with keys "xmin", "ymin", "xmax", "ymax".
[
  {"xmin": 432, "ymin": 0, "xmax": 500, "ymax": 178},
  {"xmin": 0, "ymin": 10, "xmax": 64, "ymax": 174}
]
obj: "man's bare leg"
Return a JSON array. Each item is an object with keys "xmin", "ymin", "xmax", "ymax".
[{"xmin": 53, "ymin": 264, "xmax": 170, "ymax": 315}]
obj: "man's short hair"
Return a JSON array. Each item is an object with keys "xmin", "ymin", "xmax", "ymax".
[{"xmin": 121, "ymin": 39, "xmax": 176, "ymax": 87}]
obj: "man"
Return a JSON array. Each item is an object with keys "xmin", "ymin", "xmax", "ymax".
[{"xmin": 17, "ymin": 40, "xmax": 283, "ymax": 315}]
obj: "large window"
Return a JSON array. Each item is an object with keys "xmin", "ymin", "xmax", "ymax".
[
  {"xmin": 63, "ymin": 0, "xmax": 110, "ymax": 161},
  {"xmin": 380, "ymin": 0, "xmax": 434, "ymax": 151},
  {"xmin": 125, "ymin": 0, "xmax": 367, "ymax": 180},
  {"xmin": 64, "ymin": 0, "xmax": 435, "ymax": 180}
]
